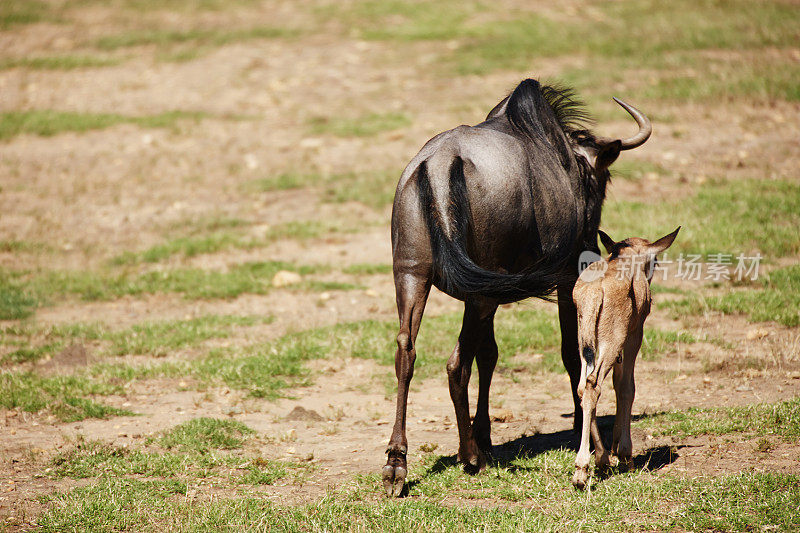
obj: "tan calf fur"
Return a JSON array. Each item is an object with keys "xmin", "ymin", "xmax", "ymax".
[{"xmin": 572, "ymin": 227, "xmax": 680, "ymax": 489}]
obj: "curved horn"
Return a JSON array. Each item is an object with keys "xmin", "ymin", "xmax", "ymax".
[{"xmin": 611, "ymin": 97, "xmax": 651, "ymax": 150}]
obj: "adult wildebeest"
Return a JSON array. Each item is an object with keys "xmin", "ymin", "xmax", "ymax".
[
  {"xmin": 572, "ymin": 227, "xmax": 679, "ymax": 490},
  {"xmin": 383, "ymin": 78, "xmax": 652, "ymax": 497}
]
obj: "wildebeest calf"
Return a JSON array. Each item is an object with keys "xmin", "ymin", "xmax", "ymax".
[{"xmin": 572, "ymin": 227, "xmax": 680, "ymax": 489}]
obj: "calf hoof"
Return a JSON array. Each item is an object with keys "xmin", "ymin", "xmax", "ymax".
[
  {"xmin": 382, "ymin": 464, "xmax": 407, "ymax": 497},
  {"xmin": 572, "ymin": 468, "xmax": 589, "ymax": 490}
]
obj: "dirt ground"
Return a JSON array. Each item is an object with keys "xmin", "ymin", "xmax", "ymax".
[{"xmin": 1, "ymin": 0, "xmax": 799, "ymax": 526}]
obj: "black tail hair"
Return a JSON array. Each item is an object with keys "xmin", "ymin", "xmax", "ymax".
[{"xmin": 417, "ymin": 157, "xmax": 568, "ymax": 303}]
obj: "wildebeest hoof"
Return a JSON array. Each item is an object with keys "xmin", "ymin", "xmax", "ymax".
[
  {"xmin": 460, "ymin": 451, "xmax": 487, "ymax": 475},
  {"xmin": 382, "ymin": 464, "xmax": 407, "ymax": 497},
  {"xmin": 572, "ymin": 468, "xmax": 589, "ymax": 490}
]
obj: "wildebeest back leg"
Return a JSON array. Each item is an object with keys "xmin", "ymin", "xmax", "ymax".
[
  {"xmin": 383, "ymin": 271, "xmax": 431, "ymax": 497},
  {"xmin": 471, "ymin": 301, "xmax": 499, "ymax": 460},
  {"xmin": 447, "ymin": 301, "xmax": 495, "ymax": 473},
  {"xmin": 557, "ymin": 283, "xmax": 583, "ymax": 434}
]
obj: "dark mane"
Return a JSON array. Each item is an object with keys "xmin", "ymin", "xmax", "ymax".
[{"xmin": 503, "ymin": 79, "xmax": 594, "ymax": 168}]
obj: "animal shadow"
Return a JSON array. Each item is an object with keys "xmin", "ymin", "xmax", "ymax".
[{"xmin": 409, "ymin": 414, "xmax": 681, "ymax": 492}]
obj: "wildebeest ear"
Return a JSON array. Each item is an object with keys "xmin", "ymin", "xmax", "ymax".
[
  {"xmin": 598, "ymin": 230, "xmax": 616, "ymax": 254},
  {"xmin": 595, "ymin": 140, "xmax": 621, "ymax": 171},
  {"xmin": 648, "ymin": 226, "xmax": 681, "ymax": 255}
]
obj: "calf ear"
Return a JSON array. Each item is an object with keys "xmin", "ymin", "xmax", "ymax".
[
  {"xmin": 648, "ymin": 226, "xmax": 681, "ymax": 255},
  {"xmin": 595, "ymin": 140, "xmax": 621, "ymax": 171},
  {"xmin": 598, "ymin": 230, "xmax": 616, "ymax": 254}
]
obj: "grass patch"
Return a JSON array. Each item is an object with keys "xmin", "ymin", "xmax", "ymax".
[
  {"xmin": 91, "ymin": 307, "xmax": 698, "ymax": 399},
  {"xmin": 0, "ymin": 372, "xmax": 129, "ymax": 422},
  {"xmin": 0, "ymin": 273, "xmax": 39, "ymax": 319},
  {"xmin": 248, "ymin": 170, "xmax": 399, "ymax": 209},
  {"xmin": 48, "ymin": 438, "xmax": 302, "ymax": 487},
  {"xmin": 9, "ymin": 261, "xmax": 329, "ymax": 315},
  {"xmin": 94, "ymin": 26, "xmax": 297, "ymax": 53},
  {"xmin": 308, "ymin": 112, "xmax": 411, "ymax": 137},
  {"xmin": 667, "ymin": 264, "xmax": 800, "ymax": 327},
  {"xmin": 639, "ymin": 329, "xmax": 697, "ymax": 360},
  {"xmin": 156, "ymin": 417, "xmax": 256, "ymax": 452},
  {"xmin": 325, "ymin": 0, "xmax": 800, "ymax": 103},
  {"xmin": 0, "ymin": 314, "xmax": 271, "ymax": 363},
  {"xmin": 111, "ymin": 221, "xmax": 341, "ymax": 265},
  {"xmin": 0, "ymin": 0, "xmax": 51, "ymax": 28},
  {"xmin": 603, "ymin": 178, "xmax": 800, "ymax": 258},
  {"xmin": 0, "ymin": 110, "xmax": 207, "ymax": 141},
  {"xmin": 0, "ymin": 55, "xmax": 120, "ymax": 71},
  {"xmin": 342, "ymin": 263, "xmax": 392, "ymax": 275},
  {"xmin": 102, "ymin": 315, "xmax": 270, "ymax": 356},
  {"xmin": 636, "ymin": 397, "xmax": 800, "ymax": 440},
  {"xmin": 37, "ymin": 456, "xmax": 800, "ymax": 531}
]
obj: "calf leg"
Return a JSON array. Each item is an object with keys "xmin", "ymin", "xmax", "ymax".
[
  {"xmin": 612, "ymin": 332, "xmax": 641, "ymax": 470},
  {"xmin": 557, "ymin": 284, "xmax": 583, "ymax": 434},
  {"xmin": 447, "ymin": 301, "xmax": 496, "ymax": 473},
  {"xmin": 573, "ymin": 381, "xmax": 598, "ymax": 489},
  {"xmin": 574, "ymin": 357, "xmax": 615, "ymax": 489},
  {"xmin": 382, "ymin": 272, "xmax": 431, "ymax": 497}
]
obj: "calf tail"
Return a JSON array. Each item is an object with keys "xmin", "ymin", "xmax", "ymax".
[
  {"xmin": 416, "ymin": 157, "xmax": 567, "ymax": 303},
  {"xmin": 577, "ymin": 287, "xmax": 603, "ymax": 374}
]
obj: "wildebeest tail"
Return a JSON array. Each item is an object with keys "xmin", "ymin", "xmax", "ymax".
[{"xmin": 416, "ymin": 157, "xmax": 568, "ymax": 302}]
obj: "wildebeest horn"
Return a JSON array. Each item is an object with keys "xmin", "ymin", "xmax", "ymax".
[{"xmin": 610, "ymin": 97, "xmax": 651, "ymax": 150}]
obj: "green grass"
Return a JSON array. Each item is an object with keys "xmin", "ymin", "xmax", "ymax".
[
  {"xmin": 667, "ymin": 264, "xmax": 800, "ymax": 327},
  {"xmin": 36, "ymin": 457, "xmax": 800, "ymax": 531},
  {"xmin": 0, "ymin": 110, "xmax": 207, "ymax": 141},
  {"xmin": 156, "ymin": 417, "xmax": 256, "ymax": 452},
  {"xmin": 0, "ymin": 372, "xmax": 129, "ymax": 422},
  {"xmin": 0, "ymin": 55, "xmax": 120, "ymax": 70},
  {"xmin": 342, "ymin": 263, "xmax": 392, "ymax": 275},
  {"xmin": 322, "ymin": 0, "xmax": 800, "ymax": 102},
  {"xmin": 639, "ymin": 329, "xmax": 697, "ymax": 360},
  {"xmin": 4, "ymin": 261, "xmax": 330, "ymax": 318},
  {"xmin": 101, "ymin": 315, "xmax": 270, "ymax": 356},
  {"xmin": 1, "ymin": 315, "xmax": 271, "ymax": 364},
  {"xmin": 308, "ymin": 112, "xmax": 411, "ymax": 137},
  {"xmin": 248, "ymin": 170, "xmax": 399, "ymax": 209},
  {"xmin": 47, "ymin": 437, "xmax": 302, "ymax": 486},
  {"xmin": 0, "ymin": 0, "xmax": 51, "ymax": 28},
  {"xmin": 0, "ymin": 274, "xmax": 39, "ymax": 319},
  {"xmin": 111, "ymin": 221, "xmax": 340, "ymax": 265},
  {"xmin": 1, "ymin": 343, "xmax": 63, "ymax": 364},
  {"xmin": 90, "ymin": 308, "xmax": 697, "ymax": 399},
  {"xmin": 94, "ymin": 26, "xmax": 297, "ymax": 51},
  {"xmin": 636, "ymin": 397, "xmax": 800, "ymax": 440},
  {"xmin": 603, "ymin": 178, "xmax": 800, "ymax": 258}
]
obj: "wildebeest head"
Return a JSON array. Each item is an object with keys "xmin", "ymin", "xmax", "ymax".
[{"xmin": 570, "ymin": 97, "xmax": 653, "ymax": 175}]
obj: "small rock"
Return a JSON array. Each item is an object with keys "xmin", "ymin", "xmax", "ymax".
[
  {"xmin": 272, "ymin": 270, "xmax": 302, "ymax": 287},
  {"xmin": 492, "ymin": 409, "xmax": 514, "ymax": 422},
  {"xmin": 286, "ymin": 406, "xmax": 324, "ymax": 422},
  {"xmin": 318, "ymin": 292, "xmax": 332, "ymax": 302},
  {"xmin": 746, "ymin": 328, "xmax": 769, "ymax": 340}
]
